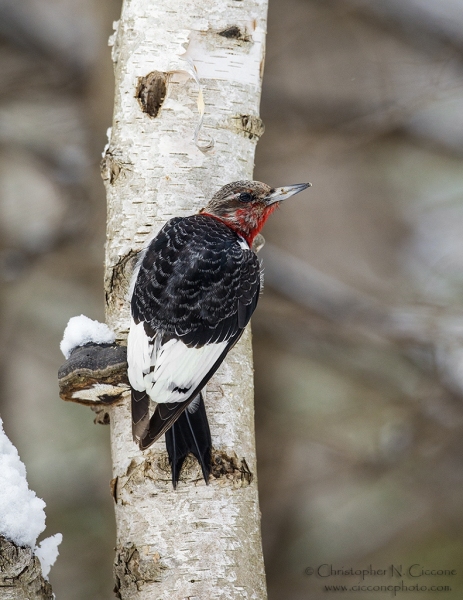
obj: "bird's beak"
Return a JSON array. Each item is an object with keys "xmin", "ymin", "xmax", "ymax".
[{"xmin": 265, "ymin": 182, "xmax": 312, "ymax": 205}]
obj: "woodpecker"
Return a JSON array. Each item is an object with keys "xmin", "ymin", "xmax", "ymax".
[{"xmin": 128, "ymin": 179, "xmax": 311, "ymax": 486}]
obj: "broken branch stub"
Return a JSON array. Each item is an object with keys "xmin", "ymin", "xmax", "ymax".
[
  {"xmin": 135, "ymin": 71, "xmax": 168, "ymax": 118},
  {"xmin": 0, "ymin": 536, "xmax": 53, "ymax": 600}
]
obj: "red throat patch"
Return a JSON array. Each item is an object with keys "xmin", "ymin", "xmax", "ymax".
[{"xmin": 201, "ymin": 204, "xmax": 278, "ymax": 247}]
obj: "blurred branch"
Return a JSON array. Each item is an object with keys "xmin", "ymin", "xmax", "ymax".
[
  {"xmin": 0, "ymin": 0, "xmax": 96, "ymax": 74},
  {"xmin": 328, "ymin": 0, "xmax": 463, "ymax": 60},
  {"xmin": 262, "ymin": 243, "xmax": 463, "ymax": 393},
  {"xmin": 263, "ymin": 243, "xmax": 463, "ymax": 344}
]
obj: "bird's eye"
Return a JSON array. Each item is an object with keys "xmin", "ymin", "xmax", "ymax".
[{"xmin": 239, "ymin": 192, "xmax": 253, "ymax": 202}]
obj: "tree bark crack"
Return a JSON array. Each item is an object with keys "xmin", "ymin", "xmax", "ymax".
[{"xmin": 0, "ymin": 537, "xmax": 53, "ymax": 600}]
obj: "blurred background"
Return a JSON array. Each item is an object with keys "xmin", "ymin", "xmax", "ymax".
[{"xmin": 1, "ymin": 0, "xmax": 463, "ymax": 598}]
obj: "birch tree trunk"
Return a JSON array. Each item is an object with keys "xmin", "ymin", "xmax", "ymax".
[{"xmin": 101, "ymin": 0, "xmax": 268, "ymax": 598}]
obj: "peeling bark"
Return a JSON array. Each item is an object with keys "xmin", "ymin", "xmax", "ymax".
[
  {"xmin": 0, "ymin": 537, "xmax": 53, "ymax": 600},
  {"xmin": 102, "ymin": 0, "xmax": 268, "ymax": 598}
]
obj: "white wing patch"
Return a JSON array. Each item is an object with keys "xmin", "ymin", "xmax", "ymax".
[
  {"xmin": 237, "ymin": 235, "xmax": 250, "ymax": 251},
  {"xmin": 147, "ymin": 338, "xmax": 227, "ymax": 404},
  {"xmin": 127, "ymin": 318, "xmax": 153, "ymax": 391},
  {"xmin": 127, "ymin": 317, "xmax": 227, "ymax": 404}
]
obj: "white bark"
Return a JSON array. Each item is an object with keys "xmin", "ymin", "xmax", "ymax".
[{"xmin": 101, "ymin": 1, "xmax": 268, "ymax": 598}]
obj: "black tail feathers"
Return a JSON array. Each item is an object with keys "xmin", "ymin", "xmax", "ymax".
[
  {"xmin": 131, "ymin": 389, "xmax": 150, "ymax": 441},
  {"xmin": 165, "ymin": 393, "xmax": 211, "ymax": 488}
]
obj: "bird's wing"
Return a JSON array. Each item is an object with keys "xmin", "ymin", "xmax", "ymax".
[{"xmin": 128, "ymin": 215, "xmax": 261, "ymax": 444}]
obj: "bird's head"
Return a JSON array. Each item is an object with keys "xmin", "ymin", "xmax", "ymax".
[{"xmin": 201, "ymin": 180, "xmax": 311, "ymax": 246}]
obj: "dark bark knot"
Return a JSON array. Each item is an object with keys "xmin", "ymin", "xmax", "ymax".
[
  {"xmin": 211, "ymin": 451, "xmax": 253, "ymax": 485},
  {"xmin": 115, "ymin": 451, "xmax": 253, "ymax": 492},
  {"xmin": 105, "ymin": 249, "xmax": 139, "ymax": 308},
  {"xmin": 218, "ymin": 26, "xmax": 251, "ymax": 42},
  {"xmin": 101, "ymin": 153, "xmax": 131, "ymax": 185},
  {"xmin": 136, "ymin": 71, "xmax": 168, "ymax": 118},
  {"xmin": 231, "ymin": 114, "xmax": 265, "ymax": 140},
  {"xmin": 114, "ymin": 543, "xmax": 167, "ymax": 598}
]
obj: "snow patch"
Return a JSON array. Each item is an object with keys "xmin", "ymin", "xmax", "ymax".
[
  {"xmin": 0, "ymin": 417, "xmax": 46, "ymax": 548},
  {"xmin": 102, "ymin": 126, "xmax": 112, "ymax": 157},
  {"xmin": 108, "ymin": 20, "xmax": 119, "ymax": 47},
  {"xmin": 60, "ymin": 314, "xmax": 115, "ymax": 359},
  {"xmin": 35, "ymin": 533, "xmax": 63, "ymax": 579},
  {"xmin": 0, "ymin": 418, "xmax": 62, "ymax": 577}
]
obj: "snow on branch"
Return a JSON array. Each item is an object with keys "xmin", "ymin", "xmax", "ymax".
[
  {"xmin": 60, "ymin": 314, "xmax": 116, "ymax": 359},
  {"xmin": 0, "ymin": 417, "xmax": 62, "ymax": 584}
]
